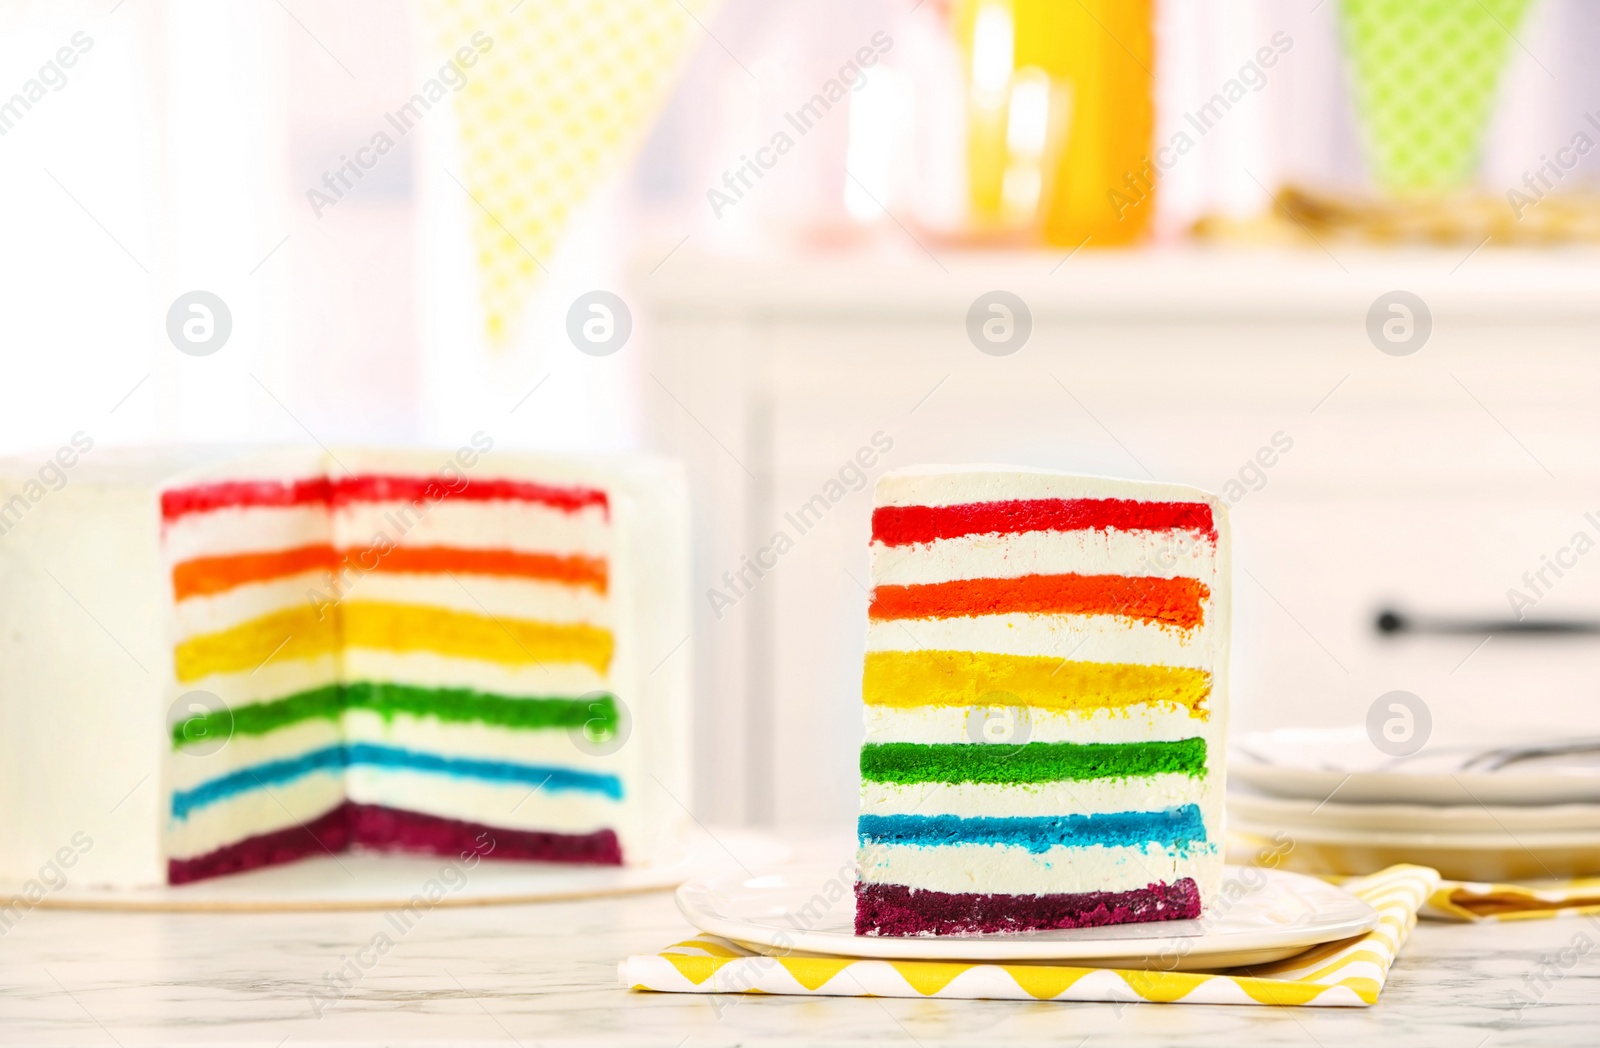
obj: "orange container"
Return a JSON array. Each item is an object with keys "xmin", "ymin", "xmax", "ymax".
[{"xmin": 954, "ymin": 0, "xmax": 1155, "ymax": 245}]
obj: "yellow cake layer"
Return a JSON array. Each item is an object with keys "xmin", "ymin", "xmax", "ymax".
[
  {"xmin": 174, "ymin": 601, "xmax": 614, "ymax": 681},
  {"xmin": 862, "ymin": 649, "xmax": 1210, "ymax": 718}
]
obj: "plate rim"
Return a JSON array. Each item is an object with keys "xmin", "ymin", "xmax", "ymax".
[
  {"xmin": 1227, "ymin": 792, "xmax": 1600, "ymax": 832},
  {"xmin": 15, "ymin": 830, "xmax": 792, "ymax": 913},
  {"xmin": 1228, "ymin": 793, "xmax": 1600, "ymax": 818},
  {"xmin": 1230, "ymin": 818, "xmax": 1600, "ymax": 849},
  {"xmin": 675, "ymin": 861, "xmax": 1379, "ymax": 963},
  {"xmin": 1230, "ymin": 760, "xmax": 1600, "ymax": 806}
]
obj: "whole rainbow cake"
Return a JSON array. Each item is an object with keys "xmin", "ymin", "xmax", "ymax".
[
  {"xmin": 0, "ymin": 446, "xmax": 690, "ymax": 887},
  {"xmin": 855, "ymin": 466, "xmax": 1229, "ymax": 936}
]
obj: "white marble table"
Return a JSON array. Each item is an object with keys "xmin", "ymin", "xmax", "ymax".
[{"xmin": 3, "ymin": 830, "xmax": 1598, "ymax": 1046}]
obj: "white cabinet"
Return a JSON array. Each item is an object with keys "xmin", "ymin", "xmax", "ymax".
[{"xmin": 638, "ymin": 248, "xmax": 1600, "ymax": 825}]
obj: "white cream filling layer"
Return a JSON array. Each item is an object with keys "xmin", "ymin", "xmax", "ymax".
[
  {"xmin": 860, "ymin": 775, "xmax": 1206, "ymax": 820},
  {"xmin": 168, "ymin": 713, "xmax": 631, "ymax": 792},
  {"xmin": 176, "ymin": 653, "xmax": 340, "ymax": 714},
  {"xmin": 163, "ymin": 504, "xmax": 330, "ymax": 564},
  {"xmin": 168, "ymin": 718, "xmax": 344, "ymax": 791},
  {"xmin": 344, "ymin": 767, "xmax": 621, "ymax": 835},
  {"xmin": 173, "ymin": 575, "xmax": 608, "ymax": 643},
  {"xmin": 165, "ymin": 772, "xmax": 344, "ymax": 861},
  {"xmin": 171, "ymin": 572, "xmax": 327, "ymax": 641},
  {"xmin": 871, "ymin": 529, "xmax": 1216, "ymax": 588},
  {"xmin": 167, "ymin": 778, "xmax": 624, "ymax": 861},
  {"xmin": 342, "ymin": 649, "xmax": 610, "ymax": 698},
  {"xmin": 165, "ymin": 715, "xmax": 633, "ymax": 856},
  {"xmin": 334, "ymin": 573, "xmax": 610, "ymax": 627},
  {"xmin": 333, "ymin": 501, "xmax": 610, "ymax": 558},
  {"xmin": 862, "ymin": 703, "xmax": 1210, "ymax": 746},
  {"xmin": 342, "ymin": 709, "xmax": 633, "ymax": 780},
  {"xmin": 864, "ymin": 613, "xmax": 1218, "ymax": 669},
  {"xmin": 856, "ymin": 841, "xmax": 1219, "ymax": 897}
]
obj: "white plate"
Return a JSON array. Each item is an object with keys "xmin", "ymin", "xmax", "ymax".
[
  {"xmin": 21, "ymin": 829, "xmax": 789, "ymax": 912},
  {"xmin": 1233, "ymin": 821, "xmax": 1600, "ymax": 849},
  {"xmin": 675, "ymin": 862, "xmax": 1378, "ymax": 971},
  {"xmin": 1228, "ymin": 791, "xmax": 1600, "ymax": 835},
  {"xmin": 1229, "ymin": 819, "xmax": 1600, "ymax": 881},
  {"xmin": 1232, "ymin": 728, "xmax": 1600, "ymax": 807}
]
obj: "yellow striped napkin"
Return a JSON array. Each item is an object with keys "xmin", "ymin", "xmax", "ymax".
[
  {"xmin": 1424, "ymin": 877, "xmax": 1600, "ymax": 922},
  {"xmin": 620, "ymin": 865, "xmax": 1436, "ymax": 1007}
]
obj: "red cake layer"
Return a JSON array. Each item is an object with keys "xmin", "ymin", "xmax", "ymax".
[
  {"xmin": 872, "ymin": 498, "xmax": 1217, "ymax": 547},
  {"xmin": 855, "ymin": 878, "xmax": 1201, "ymax": 936},
  {"xmin": 160, "ymin": 474, "xmax": 609, "ymax": 522},
  {"xmin": 167, "ymin": 803, "xmax": 622, "ymax": 885}
]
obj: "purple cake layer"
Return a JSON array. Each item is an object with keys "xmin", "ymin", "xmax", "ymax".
[
  {"xmin": 346, "ymin": 803, "xmax": 623, "ymax": 865},
  {"xmin": 855, "ymin": 878, "xmax": 1201, "ymax": 936},
  {"xmin": 167, "ymin": 802, "xmax": 622, "ymax": 885},
  {"xmin": 168, "ymin": 804, "xmax": 353, "ymax": 885}
]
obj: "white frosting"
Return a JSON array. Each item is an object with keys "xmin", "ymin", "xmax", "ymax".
[{"xmin": 0, "ymin": 480, "xmax": 170, "ymax": 887}]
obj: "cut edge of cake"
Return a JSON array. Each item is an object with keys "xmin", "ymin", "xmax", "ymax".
[
  {"xmin": 855, "ymin": 464, "xmax": 1230, "ymax": 936},
  {"xmin": 0, "ymin": 445, "xmax": 691, "ymax": 889}
]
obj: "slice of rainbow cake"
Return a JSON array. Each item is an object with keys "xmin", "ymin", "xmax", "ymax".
[
  {"xmin": 0, "ymin": 447, "xmax": 690, "ymax": 887},
  {"xmin": 855, "ymin": 466, "xmax": 1228, "ymax": 936}
]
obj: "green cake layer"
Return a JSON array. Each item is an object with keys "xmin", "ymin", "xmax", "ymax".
[
  {"xmin": 860, "ymin": 738, "xmax": 1207, "ymax": 786},
  {"xmin": 171, "ymin": 682, "xmax": 619, "ymax": 748}
]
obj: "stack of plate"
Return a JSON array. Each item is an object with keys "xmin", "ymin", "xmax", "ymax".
[{"xmin": 1228, "ymin": 728, "xmax": 1600, "ymax": 881}]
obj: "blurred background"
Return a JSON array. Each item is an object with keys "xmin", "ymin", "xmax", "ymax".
[{"xmin": 3, "ymin": 0, "xmax": 1598, "ymax": 827}]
